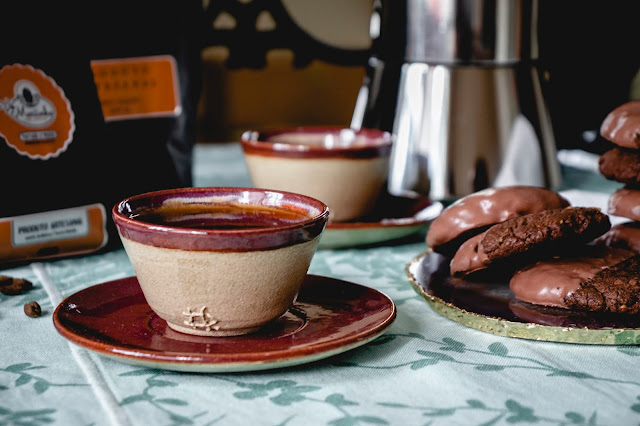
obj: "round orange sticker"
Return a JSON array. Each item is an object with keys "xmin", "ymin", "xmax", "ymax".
[{"xmin": 0, "ymin": 64, "xmax": 75, "ymax": 159}]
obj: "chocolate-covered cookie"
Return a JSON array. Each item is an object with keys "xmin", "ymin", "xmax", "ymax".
[
  {"xmin": 596, "ymin": 221, "xmax": 640, "ymax": 252},
  {"xmin": 598, "ymin": 147, "xmax": 640, "ymax": 185},
  {"xmin": 482, "ymin": 207, "xmax": 610, "ymax": 260},
  {"xmin": 510, "ymin": 246, "xmax": 635, "ymax": 310},
  {"xmin": 449, "ymin": 233, "xmax": 488, "ymax": 277},
  {"xmin": 565, "ymin": 254, "xmax": 640, "ymax": 314},
  {"xmin": 608, "ymin": 187, "xmax": 640, "ymax": 221},
  {"xmin": 426, "ymin": 186, "xmax": 570, "ymax": 257},
  {"xmin": 450, "ymin": 207, "xmax": 611, "ymax": 277},
  {"xmin": 508, "ymin": 298, "xmax": 640, "ymax": 329},
  {"xmin": 600, "ymin": 101, "xmax": 640, "ymax": 150}
]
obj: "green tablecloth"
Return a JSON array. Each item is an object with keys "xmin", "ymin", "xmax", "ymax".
[{"xmin": 2, "ymin": 143, "xmax": 639, "ymax": 426}]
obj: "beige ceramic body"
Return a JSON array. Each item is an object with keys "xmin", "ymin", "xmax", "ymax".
[
  {"xmin": 120, "ymin": 236, "xmax": 321, "ymax": 336},
  {"xmin": 245, "ymin": 155, "xmax": 389, "ymax": 222},
  {"xmin": 113, "ymin": 187, "xmax": 329, "ymax": 338}
]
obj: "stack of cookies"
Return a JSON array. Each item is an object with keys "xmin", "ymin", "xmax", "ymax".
[
  {"xmin": 597, "ymin": 101, "xmax": 640, "ymax": 252},
  {"xmin": 426, "ymin": 185, "xmax": 640, "ymax": 314}
]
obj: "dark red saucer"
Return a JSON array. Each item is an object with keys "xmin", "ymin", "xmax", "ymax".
[{"xmin": 53, "ymin": 275, "xmax": 396, "ymax": 372}]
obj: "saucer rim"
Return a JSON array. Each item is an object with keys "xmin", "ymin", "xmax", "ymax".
[
  {"xmin": 326, "ymin": 198, "xmax": 441, "ymax": 229},
  {"xmin": 318, "ymin": 199, "xmax": 443, "ymax": 249}
]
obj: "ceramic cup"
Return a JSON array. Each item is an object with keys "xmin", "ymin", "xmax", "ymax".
[
  {"xmin": 112, "ymin": 187, "xmax": 329, "ymax": 337},
  {"xmin": 240, "ymin": 127, "xmax": 393, "ymax": 222}
]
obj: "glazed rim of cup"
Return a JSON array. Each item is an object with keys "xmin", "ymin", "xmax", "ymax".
[
  {"xmin": 240, "ymin": 126, "xmax": 393, "ymax": 159},
  {"xmin": 112, "ymin": 187, "xmax": 330, "ymax": 251}
]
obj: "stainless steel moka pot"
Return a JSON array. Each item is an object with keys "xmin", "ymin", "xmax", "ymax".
[{"xmin": 351, "ymin": 0, "xmax": 562, "ymax": 201}]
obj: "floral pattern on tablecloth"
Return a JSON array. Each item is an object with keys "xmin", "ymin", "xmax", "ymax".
[{"xmin": 1, "ymin": 144, "xmax": 639, "ymax": 426}]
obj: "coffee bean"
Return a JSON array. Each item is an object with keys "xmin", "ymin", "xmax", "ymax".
[
  {"xmin": 0, "ymin": 277, "xmax": 33, "ymax": 295},
  {"xmin": 24, "ymin": 301, "xmax": 42, "ymax": 318}
]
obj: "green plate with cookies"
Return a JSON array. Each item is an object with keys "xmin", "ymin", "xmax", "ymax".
[
  {"xmin": 407, "ymin": 250, "xmax": 640, "ymax": 345},
  {"xmin": 412, "ymin": 185, "xmax": 640, "ymax": 345}
]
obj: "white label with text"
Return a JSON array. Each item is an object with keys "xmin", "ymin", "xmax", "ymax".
[{"xmin": 12, "ymin": 207, "xmax": 90, "ymax": 247}]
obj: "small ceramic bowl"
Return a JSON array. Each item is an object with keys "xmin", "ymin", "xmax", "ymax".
[
  {"xmin": 241, "ymin": 127, "xmax": 393, "ymax": 222},
  {"xmin": 112, "ymin": 187, "xmax": 329, "ymax": 337}
]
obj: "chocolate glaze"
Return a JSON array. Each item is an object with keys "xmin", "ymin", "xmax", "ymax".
[
  {"xmin": 600, "ymin": 101, "xmax": 640, "ymax": 149},
  {"xmin": 426, "ymin": 186, "xmax": 570, "ymax": 256},
  {"xmin": 596, "ymin": 221, "xmax": 640, "ymax": 252},
  {"xmin": 509, "ymin": 247, "xmax": 633, "ymax": 308},
  {"xmin": 417, "ymin": 251, "xmax": 640, "ymax": 328},
  {"xmin": 450, "ymin": 232, "xmax": 488, "ymax": 276},
  {"xmin": 598, "ymin": 147, "xmax": 640, "ymax": 185},
  {"xmin": 508, "ymin": 299, "xmax": 640, "ymax": 329},
  {"xmin": 608, "ymin": 187, "xmax": 640, "ymax": 221}
]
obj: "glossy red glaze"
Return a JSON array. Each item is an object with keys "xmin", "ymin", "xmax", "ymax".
[
  {"xmin": 112, "ymin": 187, "xmax": 329, "ymax": 251},
  {"xmin": 240, "ymin": 126, "xmax": 392, "ymax": 159},
  {"xmin": 52, "ymin": 275, "xmax": 396, "ymax": 371}
]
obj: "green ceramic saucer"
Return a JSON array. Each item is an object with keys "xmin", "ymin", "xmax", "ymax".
[{"xmin": 318, "ymin": 196, "xmax": 442, "ymax": 249}]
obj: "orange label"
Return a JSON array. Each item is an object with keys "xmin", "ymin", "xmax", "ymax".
[
  {"xmin": 0, "ymin": 204, "xmax": 108, "ymax": 264},
  {"xmin": 0, "ymin": 64, "xmax": 75, "ymax": 159},
  {"xmin": 90, "ymin": 55, "xmax": 181, "ymax": 121}
]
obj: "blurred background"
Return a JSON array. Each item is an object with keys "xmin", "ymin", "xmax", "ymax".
[
  {"xmin": 2, "ymin": 0, "xmax": 640, "ymax": 261},
  {"xmin": 197, "ymin": 0, "xmax": 640, "ymax": 155},
  {"xmin": 198, "ymin": 0, "xmax": 372, "ymax": 142}
]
